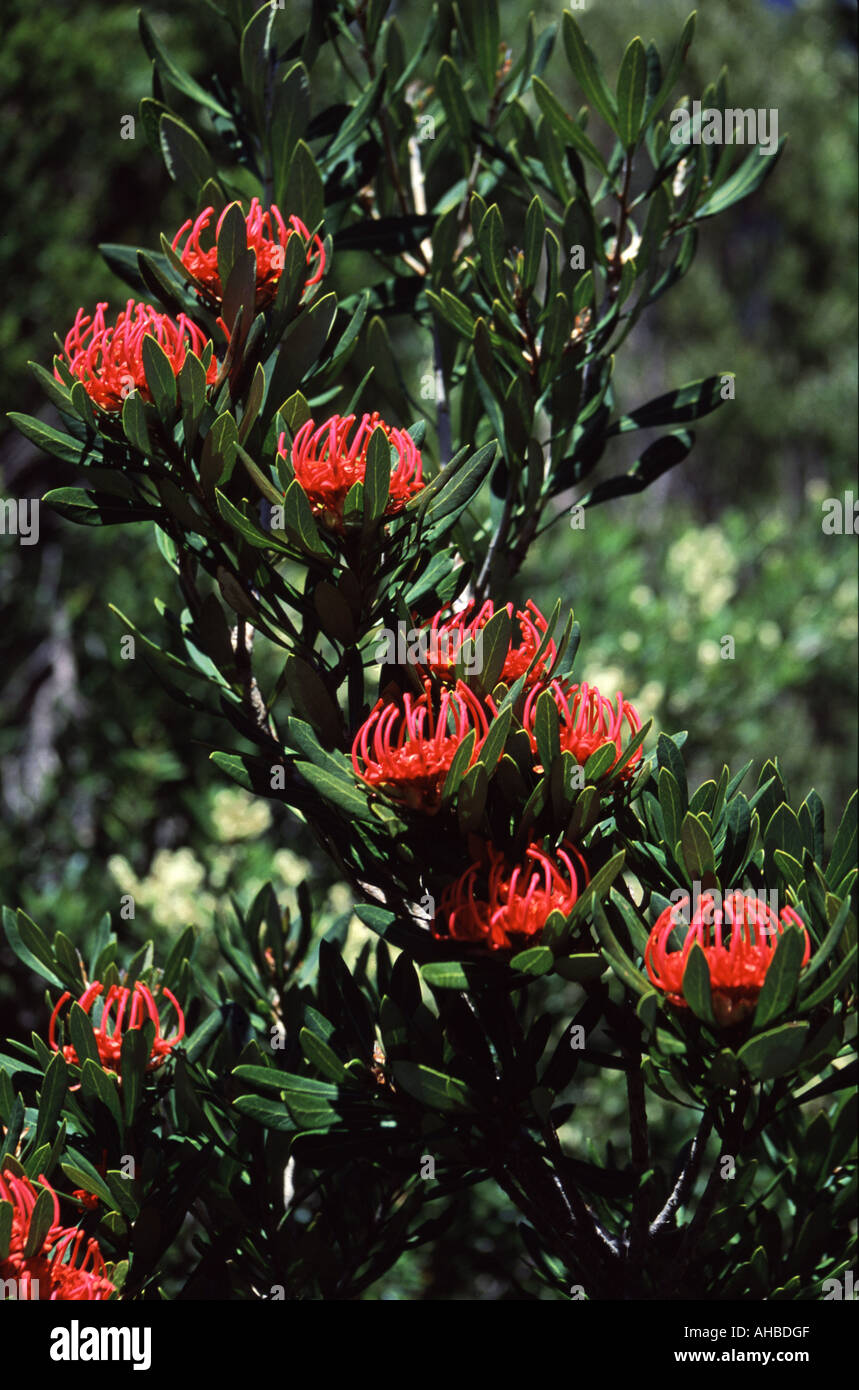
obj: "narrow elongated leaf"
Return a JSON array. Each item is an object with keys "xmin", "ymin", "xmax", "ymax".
[
  {"xmin": 391, "ymin": 1061, "xmax": 474, "ymax": 1113},
  {"xmin": 752, "ymin": 926, "xmax": 808, "ymax": 1029},
  {"xmin": 616, "ymin": 38, "xmax": 646, "ymax": 149},
  {"xmin": 682, "ymin": 942, "xmax": 717, "ymax": 1025},
  {"xmin": 562, "ymin": 13, "xmax": 618, "ymax": 133}
]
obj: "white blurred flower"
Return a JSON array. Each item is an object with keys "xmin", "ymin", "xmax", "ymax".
[
  {"xmin": 630, "ymin": 585, "xmax": 654, "ymax": 608},
  {"xmin": 697, "ymin": 639, "xmax": 721, "ymax": 666},
  {"xmin": 211, "ymin": 786, "xmax": 272, "ymax": 840},
  {"xmin": 758, "ymin": 621, "xmax": 781, "ymax": 650}
]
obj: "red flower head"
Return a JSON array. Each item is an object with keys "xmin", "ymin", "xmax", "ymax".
[
  {"xmin": 279, "ymin": 412, "xmax": 424, "ymax": 529},
  {"xmin": 417, "ymin": 599, "xmax": 556, "ymax": 687},
  {"xmin": 0, "ymin": 1167, "xmax": 63, "ymax": 1260},
  {"xmin": 43, "ymin": 1229, "xmax": 117, "ymax": 1301},
  {"xmin": 523, "ymin": 678, "xmax": 642, "ymax": 778},
  {"xmin": 644, "ymin": 892, "xmax": 811, "ymax": 1026},
  {"xmin": 49, "ymin": 980, "xmax": 185, "ymax": 1076},
  {"xmin": 352, "ymin": 678, "xmax": 492, "ymax": 812},
  {"xmin": 58, "ymin": 299, "xmax": 218, "ymax": 412},
  {"xmin": 433, "ymin": 840, "xmax": 589, "ymax": 950},
  {"xmin": 172, "ymin": 199, "xmax": 325, "ymax": 309},
  {"xmin": 0, "ymin": 1167, "xmax": 116, "ymax": 1300}
]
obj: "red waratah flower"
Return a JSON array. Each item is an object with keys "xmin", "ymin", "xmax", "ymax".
[
  {"xmin": 352, "ymin": 678, "xmax": 492, "ymax": 812},
  {"xmin": 0, "ymin": 1167, "xmax": 116, "ymax": 1300},
  {"xmin": 523, "ymin": 678, "xmax": 642, "ymax": 777},
  {"xmin": 644, "ymin": 892, "xmax": 811, "ymax": 1026},
  {"xmin": 278, "ymin": 412, "xmax": 424, "ymax": 528},
  {"xmin": 417, "ymin": 599, "xmax": 556, "ymax": 687},
  {"xmin": 172, "ymin": 198, "xmax": 325, "ymax": 309},
  {"xmin": 49, "ymin": 980, "xmax": 185, "ymax": 1076},
  {"xmin": 433, "ymin": 840, "xmax": 589, "ymax": 950},
  {"xmin": 58, "ymin": 299, "xmax": 218, "ymax": 412},
  {"xmin": 0, "ymin": 1166, "xmax": 64, "ymax": 1258}
]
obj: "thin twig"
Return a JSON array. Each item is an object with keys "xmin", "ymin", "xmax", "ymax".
[{"xmin": 649, "ymin": 1107, "xmax": 714, "ymax": 1238}]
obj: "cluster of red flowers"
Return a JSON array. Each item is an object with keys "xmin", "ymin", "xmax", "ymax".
[
  {"xmin": 523, "ymin": 678, "xmax": 642, "ymax": 776},
  {"xmin": 49, "ymin": 979, "xmax": 185, "ymax": 1076},
  {"xmin": 172, "ymin": 198, "xmax": 325, "ymax": 309},
  {"xmin": 645, "ymin": 892, "xmax": 811, "ymax": 1026},
  {"xmin": 352, "ymin": 678, "xmax": 489, "ymax": 813},
  {"xmin": 433, "ymin": 840, "xmax": 589, "ymax": 950},
  {"xmin": 56, "ymin": 199, "xmax": 324, "ymax": 414},
  {"xmin": 0, "ymin": 1168, "xmax": 115, "ymax": 1300},
  {"xmin": 349, "ymin": 598, "xmax": 644, "ymax": 952},
  {"xmin": 278, "ymin": 411, "xmax": 425, "ymax": 528},
  {"xmin": 59, "ymin": 299, "xmax": 218, "ymax": 413},
  {"xmin": 416, "ymin": 599, "xmax": 556, "ymax": 687}
]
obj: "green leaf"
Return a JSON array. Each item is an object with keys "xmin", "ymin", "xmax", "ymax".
[
  {"xmin": 216, "ymin": 202, "xmax": 249, "ymax": 296},
  {"xmin": 421, "ymin": 961, "xmax": 471, "ymax": 990},
  {"xmin": 35, "ymin": 1052, "xmax": 68, "ymax": 1148},
  {"xmin": 121, "ymin": 389, "xmax": 152, "ymax": 454},
  {"xmin": 658, "ymin": 768, "xmax": 683, "ymax": 853},
  {"xmin": 80, "ymin": 1058, "xmax": 124, "ymax": 1130},
  {"xmin": 7, "ymin": 413, "xmax": 94, "ymax": 467},
  {"xmin": 281, "ymin": 479, "xmax": 332, "ymax": 557},
  {"xmin": 272, "ymin": 63, "xmax": 312, "ymax": 208},
  {"xmin": 695, "ymin": 139, "xmax": 786, "ymax": 219},
  {"xmin": 159, "ymin": 114, "xmax": 219, "ymax": 197},
  {"xmin": 2, "ymin": 908, "xmax": 63, "ymax": 987},
  {"xmin": 764, "ymin": 803, "xmax": 804, "ymax": 865},
  {"xmin": 362, "ymin": 425, "xmax": 392, "ymax": 525},
  {"xmin": 800, "ymin": 896, "xmax": 853, "ymax": 993},
  {"xmin": 590, "ymin": 899, "xmax": 650, "ymax": 996},
  {"xmin": 326, "ymin": 68, "xmax": 386, "ymax": 163},
  {"xmin": 232, "ymin": 1095, "xmax": 296, "ymax": 1132},
  {"xmin": 798, "ymin": 943, "xmax": 857, "ymax": 1014},
  {"xmin": 579, "ymin": 432, "xmax": 695, "ymax": 508},
  {"xmin": 616, "ymin": 38, "xmax": 646, "ymax": 149},
  {"xmin": 522, "ymin": 195, "xmax": 546, "ymax": 294},
  {"xmin": 23, "ymin": 1187, "xmax": 58, "ymax": 1259},
  {"xmin": 737, "ymin": 1021, "xmax": 810, "ymax": 1082},
  {"xmin": 440, "ymin": 729, "xmax": 477, "ymax": 803},
  {"xmin": 681, "ymin": 942, "xmax": 717, "ymax": 1025},
  {"xmin": 509, "ymin": 946, "xmax": 554, "ymax": 976},
  {"xmin": 827, "ymin": 790, "xmax": 857, "ymax": 895},
  {"xmin": 562, "ymin": 12, "xmax": 618, "ymax": 133},
  {"xmin": 299, "ymin": 1027, "xmax": 348, "ymax": 1082},
  {"xmin": 477, "ymin": 608, "xmax": 513, "ymax": 694},
  {"xmin": 141, "ymin": 335, "xmax": 178, "ymax": 422},
  {"xmin": 284, "ymin": 656, "xmax": 341, "ymax": 746},
  {"xmin": 215, "ymin": 489, "xmax": 273, "ymax": 549},
  {"xmin": 583, "ymin": 741, "xmax": 618, "ymax": 783},
  {"xmin": 457, "ymin": 0, "xmax": 499, "ymax": 96},
  {"xmin": 531, "ymin": 76, "xmax": 610, "ymax": 178},
  {"xmin": 608, "ymin": 376, "xmax": 730, "ymax": 433},
  {"xmin": 284, "ymin": 140, "xmax": 324, "ymax": 233},
  {"xmin": 680, "ymin": 811, "xmax": 716, "ymax": 882},
  {"xmin": 138, "ymin": 13, "xmax": 231, "ymax": 119},
  {"xmin": 420, "ymin": 441, "xmax": 497, "ymax": 532},
  {"xmin": 120, "ymin": 1022, "xmax": 155, "ymax": 1126},
  {"xmin": 657, "ymin": 732, "xmax": 688, "ymax": 810},
  {"xmin": 752, "ymin": 927, "xmax": 808, "ymax": 1029},
  {"xmin": 294, "ymin": 762, "xmax": 376, "ymax": 822},
  {"xmin": 533, "ymin": 688, "xmax": 560, "ymax": 772},
  {"xmin": 555, "ymin": 953, "xmax": 605, "ymax": 983},
  {"xmin": 476, "ymin": 703, "xmax": 512, "ymax": 775},
  {"xmin": 436, "ymin": 54, "xmax": 472, "ymax": 149},
  {"xmin": 478, "ymin": 205, "xmax": 507, "ymax": 297},
  {"xmin": 391, "ymin": 1061, "xmax": 474, "ymax": 1113}
]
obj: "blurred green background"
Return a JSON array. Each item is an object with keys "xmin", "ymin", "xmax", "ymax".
[{"xmin": 0, "ymin": 0, "xmax": 856, "ymax": 1298}]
